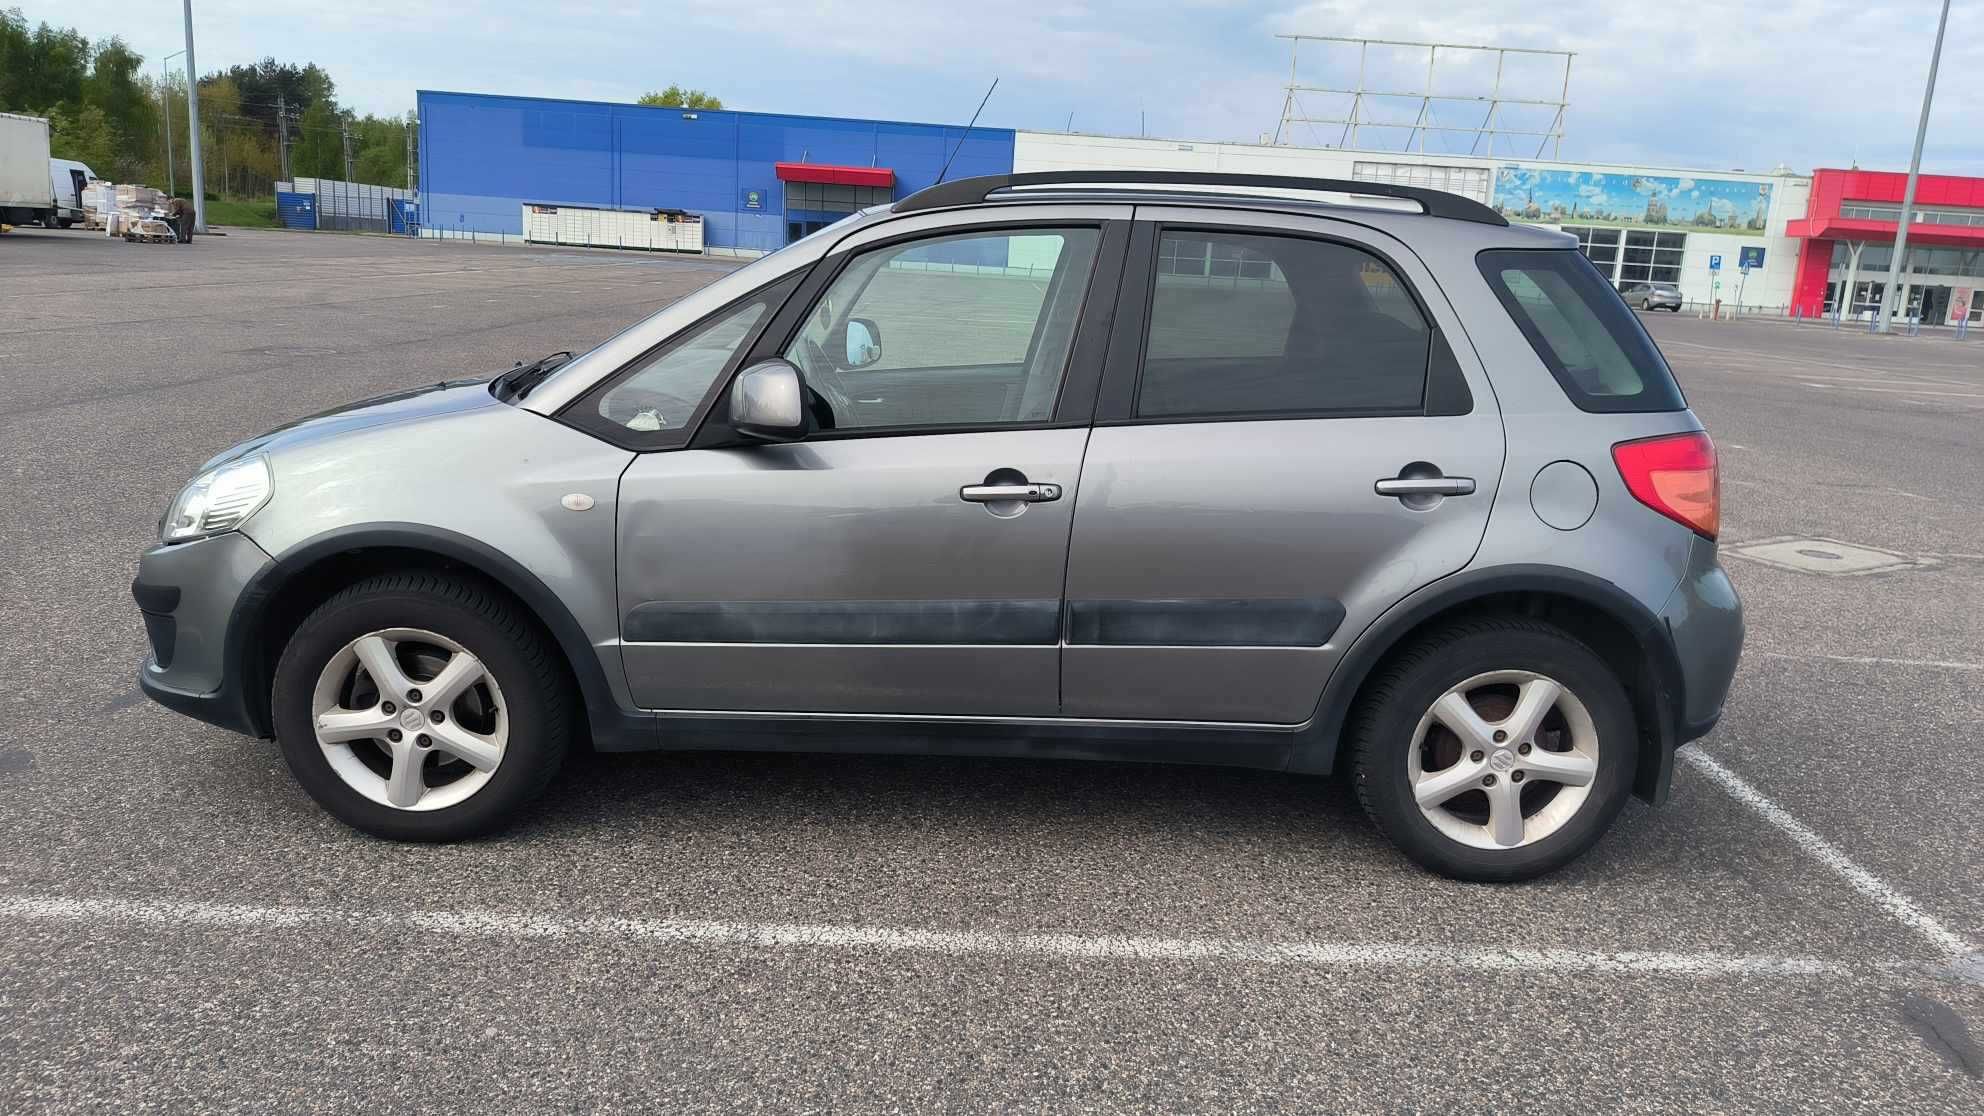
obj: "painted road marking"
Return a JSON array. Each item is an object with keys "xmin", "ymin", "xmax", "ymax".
[
  {"xmin": 1759, "ymin": 651, "xmax": 1984, "ymax": 672},
  {"xmin": 1805, "ymin": 383, "xmax": 1984, "ymax": 399},
  {"xmin": 0, "ymin": 892, "xmax": 1889, "ymax": 982},
  {"xmin": 1681, "ymin": 751, "xmax": 1974, "ymax": 960}
]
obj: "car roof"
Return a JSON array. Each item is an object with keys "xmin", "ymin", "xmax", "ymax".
[{"xmin": 878, "ymin": 172, "xmax": 1570, "ymax": 252}]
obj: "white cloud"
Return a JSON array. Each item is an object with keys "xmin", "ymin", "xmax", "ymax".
[{"xmin": 17, "ymin": 0, "xmax": 1983, "ymax": 174}]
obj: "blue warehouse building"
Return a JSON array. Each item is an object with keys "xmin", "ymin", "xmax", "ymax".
[{"xmin": 416, "ymin": 90, "xmax": 1017, "ymax": 254}]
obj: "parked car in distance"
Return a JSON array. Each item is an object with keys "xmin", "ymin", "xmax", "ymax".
[
  {"xmin": 132, "ymin": 170, "xmax": 1742, "ymax": 881},
  {"xmin": 1623, "ymin": 281, "xmax": 1684, "ymax": 312}
]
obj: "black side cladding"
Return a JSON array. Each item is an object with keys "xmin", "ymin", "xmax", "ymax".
[
  {"xmin": 1066, "ymin": 598, "xmax": 1346, "ymax": 647},
  {"xmin": 624, "ymin": 599, "xmax": 1063, "ymax": 645}
]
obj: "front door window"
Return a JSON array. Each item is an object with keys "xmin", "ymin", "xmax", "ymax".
[{"xmin": 784, "ymin": 228, "xmax": 1102, "ymax": 430}]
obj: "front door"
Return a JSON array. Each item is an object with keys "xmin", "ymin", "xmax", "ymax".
[
  {"xmin": 1060, "ymin": 211, "xmax": 1505, "ymax": 724},
  {"xmin": 617, "ymin": 215, "xmax": 1126, "ymax": 715}
]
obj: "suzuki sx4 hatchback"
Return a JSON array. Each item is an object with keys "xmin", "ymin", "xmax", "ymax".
[{"xmin": 133, "ymin": 172, "xmax": 1741, "ymax": 881}]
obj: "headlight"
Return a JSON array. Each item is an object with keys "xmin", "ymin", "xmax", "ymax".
[{"xmin": 161, "ymin": 456, "xmax": 272, "ymax": 543}]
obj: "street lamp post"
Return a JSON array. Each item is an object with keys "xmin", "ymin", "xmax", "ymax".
[
  {"xmin": 181, "ymin": 0, "xmax": 206, "ymax": 233},
  {"xmin": 1875, "ymin": 0, "xmax": 1952, "ymax": 333},
  {"xmin": 161, "ymin": 49, "xmax": 185, "ymax": 196}
]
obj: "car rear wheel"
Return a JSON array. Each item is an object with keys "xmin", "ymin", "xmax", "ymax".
[
  {"xmin": 271, "ymin": 572, "xmax": 571, "ymax": 840},
  {"xmin": 1348, "ymin": 618, "xmax": 1637, "ymax": 881}
]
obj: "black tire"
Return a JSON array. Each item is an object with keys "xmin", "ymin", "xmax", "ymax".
[
  {"xmin": 271, "ymin": 571, "xmax": 572, "ymax": 840},
  {"xmin": 1347, "ymin": 618, "xmax": 1637, "ymax": 882}
]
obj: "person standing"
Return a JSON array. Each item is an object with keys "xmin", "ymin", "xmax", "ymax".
[{"xmin": 165, "ymin": 196, "xmax": 195, "ymax": 243}]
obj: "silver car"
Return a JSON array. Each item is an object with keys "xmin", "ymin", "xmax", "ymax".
[
  {"xmin": 1624, "ymin": 281, "xmax": 1684, "ymax": 312},
  {"xmin": 133, "ymin": 171, "xmax": 1741, "ymax": 881}
]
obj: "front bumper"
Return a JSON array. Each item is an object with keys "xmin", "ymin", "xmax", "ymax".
[{"xmin": 133, "ymin": 531, "xmax": 275, "ymax": 737}]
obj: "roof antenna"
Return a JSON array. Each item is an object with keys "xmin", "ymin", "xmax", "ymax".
[{"xmin": 936, "ymin": 77, "xmax": 998, "ymax": 184}]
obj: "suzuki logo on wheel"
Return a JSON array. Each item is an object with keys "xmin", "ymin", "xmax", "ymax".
[
  {"xmin": 399, "ymin": 707, "xmax": 426, "ymax": 732},
  {"xmin": 1489, "ymin": 750, "xmax": 1517, "ymax": 772}
]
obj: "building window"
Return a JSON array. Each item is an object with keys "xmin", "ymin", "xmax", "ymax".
[
  {"xmin": 783, "ymin": 182, "xmax": 890, "ymax": 215},
  {"xmin": 1829, "ymin": 241, "xmax": 1984, "ymax": 279},
  {"xmin": 1352, "ymin": 161, "xmax": 1492, "ymax": 204},
  {"xmin": 1559, "ymin": 225, "xmax": 1623, "ymax": 282},
  {"xmin": 1617, "ymin": 230, "xmax": 1686, "ymax": 286},
  {"xmin": 1840, "ymin": 201, "xmax": 1984, "ymax": 227}
]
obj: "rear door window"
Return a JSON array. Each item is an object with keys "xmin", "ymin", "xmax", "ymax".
[
  {"xmin": 1136, "ymin": 231, "xmax": 1433, "ymax": 419},
  {"xmin": 1478, "ymin": 249, "xmax": 1685, "ymax": 412}
]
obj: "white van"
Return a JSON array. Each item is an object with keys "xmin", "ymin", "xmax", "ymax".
[{"xmin": 49, "ymin": 157, "xmax": 97, "ymax": 227}]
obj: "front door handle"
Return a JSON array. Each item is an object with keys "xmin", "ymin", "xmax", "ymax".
[
  {"xmin": 1374, "ymin": 476, "xmax": 1476, "ymax": 498},
  {"xmin": 961, "ymin": 482, "xmax": 1062, "ymax": 504}
]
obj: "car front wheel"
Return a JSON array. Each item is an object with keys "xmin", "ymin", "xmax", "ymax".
[
  {"xmin": 1348, "ymin": 619, "xmax": 1637, "ymax": 881},
  {"xmin": 271, "ymin": 572, "xmax": 571, "ymax": 840}
]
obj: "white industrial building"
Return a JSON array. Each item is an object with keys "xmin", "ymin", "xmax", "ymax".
[{"xmin": 1014, "ymin": 131, "xmax": 1810, "ymax": 313}]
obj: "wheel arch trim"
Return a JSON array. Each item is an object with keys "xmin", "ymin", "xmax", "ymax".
[
  {"xmin": 1288, "ymin": 563, "xmax": 1685, "ymax": 799},
  {"xmin": 231, "ymin": 523, "xmax": 651, "ymax": 750}
]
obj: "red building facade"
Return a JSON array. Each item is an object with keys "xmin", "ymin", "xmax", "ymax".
[{"xmin": 1787, "ymin": 168, "xmax": 1984, "ymax": 321}]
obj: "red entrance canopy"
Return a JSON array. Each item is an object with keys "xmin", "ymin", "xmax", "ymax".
[{"xmin": 775, "ymin": 162, "xmax": 894, "ymax": 188}]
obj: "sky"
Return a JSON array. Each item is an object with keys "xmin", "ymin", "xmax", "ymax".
[{"xmin": 23, "ymin": 1, "xmax": 1984, "ymax": 175}]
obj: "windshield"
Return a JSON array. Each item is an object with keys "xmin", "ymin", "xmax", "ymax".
[{"xmin": 512, "ymin": 208, "xmax": 879, "ymax": 408}]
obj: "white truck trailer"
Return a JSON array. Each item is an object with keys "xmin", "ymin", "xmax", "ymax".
[{"xmin": 1, "ymin": 112, "xmax": 59, "ymax": 228}]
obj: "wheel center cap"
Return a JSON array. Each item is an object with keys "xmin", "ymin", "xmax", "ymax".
[
  {"xmin": 1489, "ymin": 749, "xmax": 1517, "ymax": 773},
  {"xmin": 399, "ymin": 707, "xmax": 425, "ymax": 732}
]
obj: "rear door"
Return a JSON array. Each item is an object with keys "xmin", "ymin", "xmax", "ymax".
[{"xmin": 1060, "ymin": 208, "xmax": 1505, "ymax": 724}]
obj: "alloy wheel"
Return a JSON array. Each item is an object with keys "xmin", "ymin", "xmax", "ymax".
[
  {"xmin": 1407, "ymin": 670, "xmax": 1600, "ymax": 850},
  {"xmin": 309, "ymin": 627, "xmax": 508, "ymax": 811}
]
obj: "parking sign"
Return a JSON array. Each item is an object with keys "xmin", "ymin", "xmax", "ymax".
[{"xmin": 1709, "ymin": 254, "xmax": 1722, "ymax": 271}]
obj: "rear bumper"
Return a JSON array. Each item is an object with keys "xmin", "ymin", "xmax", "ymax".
[
  {"xmin": 1660, "ymin": 534, "xmax": 1745, "ymax": 743},
  {"xmin": 133, "ymin": 532, "xmax": 275, "ymax": 737}
]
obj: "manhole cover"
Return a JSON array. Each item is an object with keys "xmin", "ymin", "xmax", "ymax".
[{"xmin": 1728, "ymin": 536, "xmax": 1934, "ymax": 576}]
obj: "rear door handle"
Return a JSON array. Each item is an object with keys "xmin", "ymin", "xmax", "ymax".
[
  {"xmin": 1374, "ymin": 476, "xmax": 1475, "ymax": 497},
  {"xmin": 961, "ymin": 482, "xmax": 1062, "ymax": 503}
]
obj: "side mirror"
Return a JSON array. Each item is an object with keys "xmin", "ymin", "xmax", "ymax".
[
  {"xmin": 842, "ymin": 317, "xmax": 882, "ymax": 369},
  {"xmin": 730, "ymin": 359, "xmax": 809, "ymax": 442}
]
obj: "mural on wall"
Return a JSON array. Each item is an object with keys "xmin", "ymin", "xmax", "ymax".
[{"xmin": 1493, "ymin": 166, "xmax": 1773, "ymax": 235}]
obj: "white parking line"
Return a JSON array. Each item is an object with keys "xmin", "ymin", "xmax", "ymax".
[
  {"xmin": 1681, "ymin": 751, "xmax": 1974, "ymax": 960},
  {"xmin": 1760, "ymin": 651, "xmax": 1984, "ymax": 672},
  {"xmin": 0, "ymin": 892, "xmax": 1864, "ymax": 982}
]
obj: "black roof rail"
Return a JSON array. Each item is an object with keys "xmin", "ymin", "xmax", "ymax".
[{"xmin": 893, "ymin": 170, "xmax": 1509, "ymax": 226}]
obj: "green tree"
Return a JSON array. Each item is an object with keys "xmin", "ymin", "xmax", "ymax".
[
  {"xmin": 0, "ymin": 10, "xmax": 88, "ymax": 113},
  {"xmin": 638, "ymin": 85, "xmax": 721, "ymax": 109},
  {"xmin": 82, "ymin": 37, "xmax": 154, "ymax": 179},
  {"xmin": 290, "ymin": 98, "xmax": 343, "ymax": 179},
  {"xmin": 349, "ymin": 112, "xmax": 409, "ymax": 187},
  {"xmin": 47, "ymin": 103, "xmax": 115, "ymax": 170},
  {"xmin": 217, "ymin": 57, "xmax": 336, "ymax": 131}
]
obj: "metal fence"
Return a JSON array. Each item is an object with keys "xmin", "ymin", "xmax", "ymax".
[
  {"xmin": 274, "ymin": 178, "xmax": 417, "ymax": 234},
  {"xmin": 1659, "ymin": 300, "xmax": 1982, "ymax": 339}
]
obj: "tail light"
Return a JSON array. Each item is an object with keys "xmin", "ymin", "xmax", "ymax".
[{"xmin": 1612, "ymin": 431, "xmax": 1719, "ymax": 539}]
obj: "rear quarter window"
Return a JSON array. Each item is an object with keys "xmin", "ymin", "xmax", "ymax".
[{"xmin": 1477, "ymin": 248, "xmax": 1686, "ymax": 412}]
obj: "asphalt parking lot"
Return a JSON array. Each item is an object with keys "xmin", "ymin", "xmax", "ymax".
[{"xmin": 1, "ymin": 225, "xmax": 1980, "ymax": 1113}]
